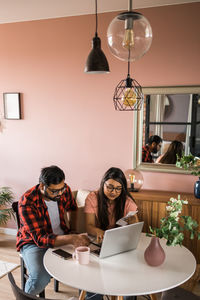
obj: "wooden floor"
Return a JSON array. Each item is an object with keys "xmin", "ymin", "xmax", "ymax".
[{"xmin": 0, "ymin": 233, "xmax": 199, "ymax": 300}]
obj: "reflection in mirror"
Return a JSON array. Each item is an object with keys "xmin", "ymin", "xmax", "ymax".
[{"xmin": 135, "ymin": 86, "xmax": 200, "ymax": 174}]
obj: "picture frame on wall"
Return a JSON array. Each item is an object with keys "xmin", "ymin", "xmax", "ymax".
[{"xmin": 3, "ymin": 93, "xmax": 21, "ymax": 119}]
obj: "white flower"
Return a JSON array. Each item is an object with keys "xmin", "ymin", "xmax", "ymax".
[
  {"xmin": 175, "ymin": 217, "xmax": 179, "ymax": 221},
  {"xmin": 183, "ymin": 200, "xmax": 188, "ymax": 204},
  {"xmin": 166, "ymin": 206, "xmax": 172, "ymax": 211},
  {"xmin": 170, "ymin": 211, "xmax": 179, "ymax": 218},
  {"xmin": 170, "ymin": 198, "xmax": 176, "ymax": 203}
]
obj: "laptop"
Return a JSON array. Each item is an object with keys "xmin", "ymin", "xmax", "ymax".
[{"xmin": 90, "ymin": 221, "xmax": 144, "ymax": 259}]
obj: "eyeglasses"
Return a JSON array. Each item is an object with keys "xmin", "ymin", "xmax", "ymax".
[
  {"xmin": 104, "ymin": 183, "xmax": 122, "ymax": 193},
  {"xmin": 46, "ymin": 184, "xmax": 67, "ymax": 195}
]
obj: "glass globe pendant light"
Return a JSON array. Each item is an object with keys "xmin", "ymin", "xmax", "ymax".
[
  {"xmin": 84, "ymin": 0, "xmax": 110, "ymax": 73},
  {"xmin": 107, "ymin": 0, "xmax": 153, "ymax": 62}
]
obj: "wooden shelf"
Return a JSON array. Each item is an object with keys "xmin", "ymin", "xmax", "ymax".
[{"xmin": 130, "ymin": 189, "xmax": 200, "ymax": 263}]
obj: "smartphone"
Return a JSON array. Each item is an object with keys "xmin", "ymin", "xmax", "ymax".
[{"xmin": 52, "ymin": 249, "xmax": 72, "ymax": 260}]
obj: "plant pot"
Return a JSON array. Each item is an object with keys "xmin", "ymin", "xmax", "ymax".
[
  {"xmin": 144, "ymin": 237, "xmax": 165, "ymax": 266},
  {"xmin": 194, "ymin": 178, "xmax": 200, "ymax": 199}
]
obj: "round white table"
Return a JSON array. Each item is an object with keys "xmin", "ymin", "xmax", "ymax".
[{"xmin": 44, "ymin": 233, "xmax": 196, "ymax": 300}]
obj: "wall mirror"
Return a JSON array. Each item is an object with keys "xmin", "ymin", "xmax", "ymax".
[{"xmin": 134, "ymin": 86, "xmax": 200, "ymax": 174}]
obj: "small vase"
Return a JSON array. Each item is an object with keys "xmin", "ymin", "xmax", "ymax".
[
  {"xmin": 144, "ymin": 237, "xmax": 165, "ymax": 266},
  {"xmin": 194, "ymin": 178, "xmax": 200, "ymax": 199}
]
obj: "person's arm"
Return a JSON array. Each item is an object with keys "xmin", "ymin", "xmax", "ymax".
[
  {"xmin": 54, "ymin": 233, "xmax": 89, "ymax": 248},
  {"xmin": 156, "ymin": 154, "xmax": 164, "ymax": 164},
  {"xmin": 67, "ymin": 210, "xmax": 77, "ymax": 232},
  {"xmin": 62, "ymin": 186, "xmax": 78, "ymax": 232},
  {"xmin": 85, "ymin": 213, "xmax": 104, "ymax": 242},
  {"xmin": 123, "ymin": 196, "xmax": 139, "ymax": 225},
  {"xmin": 126, "ymin": 213, "xmax": 139, "ymax": 224}
]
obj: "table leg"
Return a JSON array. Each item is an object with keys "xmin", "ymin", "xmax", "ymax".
[
  {"xmin": 79, "ymin": 290, "xmax": 86, "ymax": 300},
  {"xmin": 150, "ymin": 294, "xmax": 158, "ymax": 300}
]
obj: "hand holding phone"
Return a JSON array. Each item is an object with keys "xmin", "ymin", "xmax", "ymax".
[{"xmin": 52, "ymin": 249, "xmax": 72, "ymax": 260}]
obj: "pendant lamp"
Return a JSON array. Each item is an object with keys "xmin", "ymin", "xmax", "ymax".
[
  {"xmin": 107, "ymin": 0, "xmax": 152, "ymax": 62},
  {"xmin": 84, "ymin": 0, "xmax": 110, "ymax": 74},
  {"xmin": 108, "ymin": 0, "xmax": 152, "ymax": 111},
  {"xmin": 113, "ymin": 54, "xmax": 144, "ymax": 111}
]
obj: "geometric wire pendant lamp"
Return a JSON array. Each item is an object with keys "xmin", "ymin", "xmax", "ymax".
[
  {"xmin": 84, "ymin": 0, "xmax": 110, "ymax": 73},
  {"xmin": 113, "ymin": 55, "xmax": 144, "ymax": 111},
  {"xmin": 107, "ymin": 0, "xmax": 152, "ymax": 111}
]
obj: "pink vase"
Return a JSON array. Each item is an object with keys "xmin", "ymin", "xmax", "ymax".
[{"xmin": 144, "ymin": 237, "xmax": 166, "ymax": 266}]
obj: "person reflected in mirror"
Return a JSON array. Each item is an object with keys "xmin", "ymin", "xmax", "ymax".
[
  {"xmin": 16, "ymin": 165, "xmax": 90, "ymax": 296},
  {"xmin": 84, "ymin": 167, "xmax": 138, "ymax": 300},
  {"xmin": 156, "ymin": 140, "xmax": 184, "ymax": 164},
  {"xmin": 142, "ymin": 135, "xmax": 163, "ymax": 163}
]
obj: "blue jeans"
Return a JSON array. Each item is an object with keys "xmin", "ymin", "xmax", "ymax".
[{"xmin": 20, "ymin": 244, "xmax": 51, "ymax": 295}]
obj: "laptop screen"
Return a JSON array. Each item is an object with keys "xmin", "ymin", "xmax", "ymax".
[{"xmin": 90, "ymin": 221, "xmax": 144, "ymax": 259}]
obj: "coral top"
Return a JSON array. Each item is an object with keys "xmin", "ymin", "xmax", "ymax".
[{"xmin": 84, "ymin": 191, "xmax": 137, "ymax": 229}]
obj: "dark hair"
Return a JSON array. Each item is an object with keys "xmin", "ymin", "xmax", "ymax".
[
  {"xmin": 148, "ymin": 135, "xmax": 163, "ymax": 145},
  {"xmin": 97, "ymin": 167, "xmax": 134, "ymax": 230},
  {"xmin": 39, "ymin": 165, "xmax": 65, "ymax": 186},
  {"xmin": 159, "ymin": 140, "xmax": 183, "ymax": 164}
]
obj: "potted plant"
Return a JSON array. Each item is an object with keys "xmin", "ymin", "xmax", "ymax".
[
  {"xmin": 0, "ymin": 187, "xmax": 15, "ymax": 225},
  {"xmin": 144, "ymin": 195, "xmax": 200, "ymax": 266},
  {"xmin": 176, "ymin": 153, "xmax": 200, "ymax": 198}
]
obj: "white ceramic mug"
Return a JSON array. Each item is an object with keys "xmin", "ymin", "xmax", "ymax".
[{"xmin": 73, "ymin": 246, "xmax": 90, "ymax": 265}]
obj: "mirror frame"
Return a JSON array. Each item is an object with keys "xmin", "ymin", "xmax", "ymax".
[{"xmin": 134, "ymin": 85, "xmax": 200, "ymax": 174}]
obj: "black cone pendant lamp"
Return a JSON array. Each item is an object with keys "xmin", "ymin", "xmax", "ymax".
[{"xmin": 84, "ymin": 0, "xmax": 110, "ymax": 74}]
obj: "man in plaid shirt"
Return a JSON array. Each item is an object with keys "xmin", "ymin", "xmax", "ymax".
[
  {"xmin": 16, "ymin": 165, "xmax": 89, "ymax": 295},
  {"xmin": 142, "ymin": 135, "xmax": 162, "ymax": 163}
]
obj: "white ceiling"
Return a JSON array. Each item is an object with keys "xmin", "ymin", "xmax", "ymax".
[{"xmin": 0, "ymin": 0, "xmax": 198, "ymax": 24}]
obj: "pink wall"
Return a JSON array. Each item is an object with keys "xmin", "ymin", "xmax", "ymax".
[{"xmin": 0, "ymin": 3, "xmax": 200, "ymax": 220}]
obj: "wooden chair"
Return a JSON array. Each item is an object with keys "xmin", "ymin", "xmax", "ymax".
[
  {"xmin": 161, "ymin": 264, "xmax": 200, "ymax": 300},
  {"xmin": 12, "ymin": 201, "xmax": 59, "ymax": 297},
  {"xmin": 8, "ymin": 272, "xmax": 60, "ymax": 300}
]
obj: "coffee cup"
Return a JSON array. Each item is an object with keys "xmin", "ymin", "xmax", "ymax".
[{"xmin": 73, "ymin": 246, "xmax": 90, "ymax": 265}]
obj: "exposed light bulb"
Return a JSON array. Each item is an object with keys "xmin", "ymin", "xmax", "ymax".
[
  {"xmin": 122, "ymin": 18, "xmax": 134, "ymax": 49},
  {"xmin": 122, "ymin": 88, "xmax": 137, "ymax": 106},
  {"xmin": 129, "ymin": 174, "xmax": 135, "ymax": 183},
  {"xmin": 122, "ymin": 28, "xmax": 134, "ymax": 49}
]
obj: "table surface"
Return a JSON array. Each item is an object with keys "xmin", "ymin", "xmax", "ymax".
[
  {"xmin": 44, "ymin": 233, "xmax": 196, "ymax": 296},
  {"xmin": 0, "ymin": 260, "xmax": 19, "ymax": 279}
]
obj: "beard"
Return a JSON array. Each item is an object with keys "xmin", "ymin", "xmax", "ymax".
[
  {"xmin": 43, "ymin": 190, "xmax": 61, "ymax": 202},
  {"xmin": 152, "ymin": 145, "xmax": 158, "ymax": 153}
]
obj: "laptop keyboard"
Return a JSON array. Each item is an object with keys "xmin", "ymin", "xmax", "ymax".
[
  {"xmin": 92, "ymin": 248, "xmax": 101, "ymax": 256},
  {"xmin": 90, "ymin": 240, "xmax": 102, "ymax": 257}
]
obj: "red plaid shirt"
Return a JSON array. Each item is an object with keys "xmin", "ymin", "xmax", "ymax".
[
  {"xmin": 16, "ymin": 184, "xmax": 77, "ymax": 251},
  {"xmin": 142, "ymin": 145, "xmax": 153, "ymax": 163}
]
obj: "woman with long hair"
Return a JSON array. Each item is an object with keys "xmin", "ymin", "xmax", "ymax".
[
  {"xmin": 84, "ymin": 167, "xmax": 138, "ymax": 300},
  {"xmin": 85, "ymin": 167, "xmax": 138, "ymax": 243},
  {"xmin": 156, "ymin": 140, "xmax": 183, "ymax": 165}
]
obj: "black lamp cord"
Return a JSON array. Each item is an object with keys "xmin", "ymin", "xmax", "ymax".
[
  {"xmin": 95, "ymin": 0, "xmax": 98, "ymax": 37},
  {"xmin": 127, "ymin": 0, "xmax": 132, "ymax": 78},
  {"xmin": 127, "ymin": 49, "xmax": 131, "ymax": 78}
]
